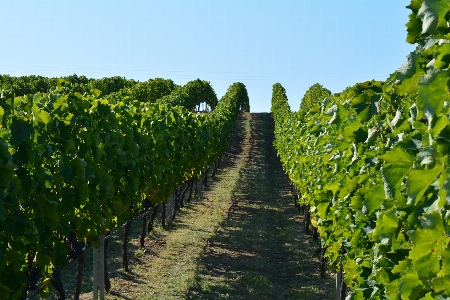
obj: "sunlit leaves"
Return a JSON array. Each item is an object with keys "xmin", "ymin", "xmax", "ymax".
[
  {"xmin": 406, "ymin": 0, "xmax": 450, "ymax": 43},
  {"xmin": 362, "ymin": 182, "xmax": 385, "ymax": 216},
  {"xmin": 272, "ymin": 3, "xmax": 450, "ymax": 294},
  {"xmin": 406, "ymin": 165, "xmax": 443, "ymax": 205},
  {"xmin": 407, "ymin": 211, "xmax": 449, "ymax": 285},
  {"xmin": 406, "ymin": 12, "xmax": 423, "ymax": 44},
  {"xmin": 381, "ymin": 147, "xmax": 413, "ymax": 197},
  {"xmin": 417, "ymin": 69, "xmax": 449, "ymax": 122},
  {"xmin": 399, "ymin": 272, "xmax": 424, "ymax": 300},
  {"xmin": 0, "ymin": 78, "xmax": 250, "ymax": 297}
]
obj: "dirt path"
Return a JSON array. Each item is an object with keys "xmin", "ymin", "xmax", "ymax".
[
  {"xmin": 67, "ymin": 112, "xmax": 334, "ymax": 299},
  {"xmin": 185, "ymin": 113, "xmax": 334, "ymax": 299}
]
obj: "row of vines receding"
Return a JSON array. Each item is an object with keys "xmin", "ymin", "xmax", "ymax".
[
  {"xmin": 271, "ymin": 1, "xmax": 450, "ymax": 299},
  {"xmin": 0, "ymin": 75, "xmax": 249, "ymax": 299}
]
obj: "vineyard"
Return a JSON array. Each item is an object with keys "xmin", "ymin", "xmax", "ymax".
[
  {"xmin": 1, "ymin": 0, "xmax": 450, "ymax": 299},
  {"xmin": 272, "ymin": 1, "xmax": 450, "ymax": 300},
  {"xmin": 0, "ymin": 75, "xmax": 249, "ymax": 299}
]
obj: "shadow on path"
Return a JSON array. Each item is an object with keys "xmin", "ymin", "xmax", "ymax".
[{"xmin": 186, "ymin": 113, "xmax": 334, "ymax": 300}]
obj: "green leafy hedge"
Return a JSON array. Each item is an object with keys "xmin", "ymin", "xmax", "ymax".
[
  {"xmin": 0, "ymin": 78, "xmax": 249, "ymax": 299},
  {"xmin": 272, "ymin": 1, "xmax": 450, "ymax": 299}
]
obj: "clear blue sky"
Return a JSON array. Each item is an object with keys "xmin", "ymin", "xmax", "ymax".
[{"xmin": 0, "ymin": 0, "xmax": 415, "ymax": 112}]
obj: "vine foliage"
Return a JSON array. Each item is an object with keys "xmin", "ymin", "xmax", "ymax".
[
  {"xmin": 0, "ymin": 77, "xmax": 249, "ymax": 299},
  {"xmin": 272, "ymin": 1, "xmax": 450, "ymax": 299}
]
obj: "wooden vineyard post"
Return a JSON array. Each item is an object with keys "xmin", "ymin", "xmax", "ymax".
[
  {"xmin": 167, "ymin": 194, "xmax": 174, "ymax": 225},
  {"xmin": 336, "ymin": 263, "xmax": 344, "ymax": 300},
  {"xmin": 196, "ymin": 178, "xmax": 202, "ymax": 197},
  {"xmin": 93, "ymin": 234, "xmax": 105, "ymax": 300},
  {"xmin": 336, "ymin": 267, "xmax": 341, "ymax": 300}
]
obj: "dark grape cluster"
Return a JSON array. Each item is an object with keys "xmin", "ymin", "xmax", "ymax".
[
  {"xmin": 26, "ymin": 266, "xmax": 41, "ymax": 291},
  {"xmin": 67, "ymin": 233, "xmax": 88, "ymax": 260}
]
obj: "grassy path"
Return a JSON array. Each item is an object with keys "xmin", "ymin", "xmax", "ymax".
[
  {"xmin": 73, "ymin": 112, "xmax": 334, "ymax": 299},
  {"xmin": 186, "ymin": 113, "xmax": 334, "ymax": 299}
]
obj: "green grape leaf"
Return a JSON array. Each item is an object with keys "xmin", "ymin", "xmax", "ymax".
[
  {"xmin": 351, "ymin": 192, "xmax": 365, "ymax": 210},
  {"xmin": 398, "ymin": 272, "xmax": 424, "ymax": 300},
  {"xmin": 431, "ymin": 115, "xmax": 449, "ymax": 137},
  {"xmin": 417, "ymin": 146, "xmax": 436, "ymax": 167},
  {"xmin": 91, "ymin": 88, "xmax": 101, "ymax": 97},
  {"xmin": 57, "ymin": 78, "xmax": 70, "ymax": 88},
  {"xmin": 419, "ymin": 211, "xmax": 446, "ymax": 231},
  {"xmin": 407, "ymin": 0, "xmax": 423, "ymax": 11},
  {"xmin": 431, "ymin": 275, "xmax": 450, "ymax": 293},
  {"xmin": 60, "ymin": 164, "xmax": 74, "ymax": 182},
  {"xmin": 392, "ymin": 258, "xmax": 412, "ymax": 275},
  {"xmin": 373, "ymin": 210, "xmax": 399, "ymax": 246},
  {"xmin": 363, "ymin": 182, "xmax": 385, "ymax": 216},
  {"xmin": 43, "ymin": 213, "xmax": 60, "ymax": 233},
  {"xmin": 45, "ymin": 201, "xmax": 60, "ymax": 222},
  {"xmin": 76, "ymin": 182, "xmax": 89, "ymax": 206},
  {"xmin": 418, "ymin": 0, "xmax": 450, "ymax": 35},
  {"xmin": 10, "ymin": 117, "xmax": 33, "ymax": 144},
  {"xmin": 406, "ymin": 12, "xmax": 423, "ymax": 44},
  {"xmin": 408, "ymin": 212, "xmax": 448, "ymax": 280},
  {"xmin": 419, "ymin": 3, "xmax": 438, "ymax": 35},
  {"xmin": 324, "ymin": 177, "xmax": 340, "ymax": 195},
  {"xmin": 398, "ymin": 52, "xmax": 419, "ymax": 78},
  {"xmin": 7, "ymin": 248, "xmax": 23, "ymax": 274},
  {"xmin": 339, "ymin": 175, "xmax": 358, "ymax": 200},
  {"xmin": 438, "ymin": 176, "xmax": 450, "ymax": 208},
  {"xmin": 417, "ymin": 69, "xmax": 449, "ymax": 121},
  {"xmin": 382, "ymin": 147, "xmax": 414, "ymax": 165},
  {"xmin": 406, "ymin": 164, "xmax": 443, "ymax": 205},
  {"xmin": 32, "ymin": 106, "xmax": 52, "ymax": 125},
  {"xmin": 408, "ymin": 219, "xmax": 446, "ymax": 245},
  {"xmin": 412, "ymin": 251, "xmax": 440, "ymax": 280},
  {"xmin": 397, "ymin": 48, "xmax": 426, "ymax": 95},
  {"xmin": 343, "ymin": 115, "xmax": 361, "ymax": 139},
  {"xmin": 0, "ymin": 162, "xmax": 17, "ymax": 188},
  {"xmin": 316, "ymin": 202, "xmax": 329, "ymax": 219},
  {"xmin": 66, "ymin": 139, "xmax": 76, "ymax": 152},
  {"xmin": 434, "ymin": 44, "xmax": 450, "ymax": 69},
  {"xmin": 0, "ymin": 106, "xmax": 4, "ymax": 123},
  {"xmin": 73, "ymin": 157, "xmax": 87, "ymax": 181},
  {"xmin": 0, "ymin": 285, "xmax": 11, "ymax": 300},
  {"xmin": 419, "ymin": 292, "xmax": 435, "ymax": 300},
  {"xmin": 381, "ymin": 147, "xmax": 413, "ymax": 196},
  {"xmin": 437, "ymin": 249, "xmax": 450, "ymax": 277}
]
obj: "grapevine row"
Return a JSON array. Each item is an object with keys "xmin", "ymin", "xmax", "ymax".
[
  {"xmin": 0, "ymin": 77, "xmax": 249, "ymax": 299},
  {"xmin": 272, "ymin": 1, "xmax": 450, "ymax": 299}
]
